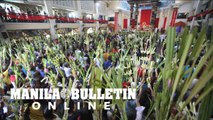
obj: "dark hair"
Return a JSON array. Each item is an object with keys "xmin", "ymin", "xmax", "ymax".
[
  {"xmin": 30, "ymin": 65, "xmax": 36, "ymax": 71},
  {"xmin": 139, "ymin": 88, "xmax": 152, "ymax": 116},
  {"xmin": 68, "ymin": 99, "xmax": 75, "ymax": 113},
  {"xmin": 38, "ymin": 64, "xmax": 44, "ymax": 70},
  {"xmin": 33, "ymin": 71, "xmax": 43, "ymax": 81},
  {"xmin": 108, "ymin": 56, "xmax": 112, "ymax": 61}
]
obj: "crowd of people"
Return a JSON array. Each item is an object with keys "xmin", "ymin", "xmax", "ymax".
[
  {"xmin": 0, "ymin": 5, "xmax": 76, "ymax": 23},
  {"xmin": 0, "ymin": 27, "xmax": 210, "ymax": 120},
  {"xmin": 0, "ymin": 6, "xmax": 48, "ymax": 23},
  {"xmin": 0, "ymin": 5, "xmax": 107, "ymax": 24}
]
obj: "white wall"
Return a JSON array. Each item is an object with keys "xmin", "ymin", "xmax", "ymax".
[
  {"xmin": 4, "ymin": 23, "xmax": 50, "ymax": 30},
  {"xmin": 57, "ymin": 23, "xmax": 79, "ymax": 29},
  {"xmin": 80, "ymin": 1, "xmax": 95, "ymax": 14},
  {"xmin": 107, "ymin": 1, "xmax": 120, "ymax": 17},
  {"xmin": 25, "ymin": 0, "xmax": 44, "ymax": 5},
  {"xmin": 176, "ymin": 2, "xmax": 193, "ymax": 25},
  {"xmin": 97, "ymin": 1, "xmax": 107, "ymax": 16},
  {"xmin": 178, "ymin": 2, "xmax": 193, "ymax": 13}
]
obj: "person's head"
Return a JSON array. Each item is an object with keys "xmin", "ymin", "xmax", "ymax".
[
  {"xmin": 38, "ymin": 64, "xmax": 44, "ymax": 70},
  {"xmin": 8, "ymin": 69, "xmax": 14, "ymax": 76},
  {"xmin": 75, "ymin": 80, "xmax": 82, "ymax": 89},
  {"xmin": 143, "ymin": 72, "xmax": 148, "ymax": 82},
  {"xmin": 0, "ymin": 101, "xmax": 4, "ymax": 108},
  {"xmin": 84, "ymin": 50, "xmax": 88, "ymax": 54},
  {"xmin": 161, "ymin": 29, "xmax": 165, "ymax": 34},
  {"xmin": 33, "ymin": 71, "xmax": 45, "ymax": 88},
  {"xmin": 64, "ymin": 62, "xmax": 69, "ymax": 68},
  {"xmin": 108, "ymin": 56, "xmax": 112, "ymax": 61},
  {"xmin": 36, "ymin": 56, "xmax": 42, "ymax": 63},
  {"xmin": 152, "ymin": 70, "xmax": 156, "ymax": 77}
]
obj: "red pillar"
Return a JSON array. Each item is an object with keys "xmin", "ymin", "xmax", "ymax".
[
  {"xmin": 154, "ymin": 18, "xmax": 159, "ymax": 28},
  {"xmin": 170, "ymin": 8, "xmax": 178, "ymax": 26},
  {"xmin": 123, "ymin": 19, "xmax": 128, "ymax": 29},
  {"xmin": 131, "ymin": 19, "xmax": 135, "ymax": 29},
  {"xmin": 114, "ymin": 12, "xmax": 119, "ymax": 31},
  {"xmin": 163, "ymin": 17, "xmax": 167, "ymax": 30}
]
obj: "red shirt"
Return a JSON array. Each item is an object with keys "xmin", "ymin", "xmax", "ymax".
[
  {"xmin": 122, "ymin": 81, "xmax": 130, "ymax": 88},
  {"xmin": 137, "ymin": 67, "xmax": 143, "ymax": 77},
  {"xmin": 106, "ymin": 39, "xmax": 110, "ymax": 45},
  {"xmin": 54, "ymin": 39, "xmax": 59, "ymax": 44},
  {"xmin": 112, "ymin": 48, "xmax": 118, "ymax": 53}
]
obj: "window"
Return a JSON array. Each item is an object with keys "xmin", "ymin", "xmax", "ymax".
[
  {"xmin": 108, "ymin": 17, "xmax": 114, "ymax": 21},
  {"xmin": 177, "ymin": 13, "xmax": 188, "ymax": 19}
]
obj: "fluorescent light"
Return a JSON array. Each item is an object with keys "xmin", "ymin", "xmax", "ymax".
[{"xmin": 96, "ymin": 3, "xmax": 100, "ymax": 7}]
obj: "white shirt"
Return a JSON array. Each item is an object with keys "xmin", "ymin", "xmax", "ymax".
[
  {"xmin": 64, "ymin": 67, "xmax": 71, "ymax": 77},
  {"xmin": 94, "ymin": 58, "xmax": 100, "ymax": 68},
  {"xmin": 135, "ymin": 106, "xmax": 145, "ymax": 120},
  {"xmin": 160, "ymin": 34, "xmax": 166, "ymax": 42}
]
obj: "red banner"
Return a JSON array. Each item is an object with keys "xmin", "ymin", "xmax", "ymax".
[
  {"xmin": 154, "ymin": 18, "xmax": 159, "ymax": 28},
  {"xmin": 131, "ymin": 19, "xmax": 135, "ymax": 29},
  {"xmin": 0, "ymin": 12, "xmax": 108, "ymax": 23},
  {"xmin": 170, "ymin": 8, "xmax": 178, "ymax": 26},
  {"xmin": 187, "ymin": 9, "xmax": 213, "ymax": 21},
  {"xmin": 123, "ymin": 19, "xmax": 127, "ymax": 29},
  {"xmin": 7, "ymin": 13, "xmax": 48, "ymax": 21},
  {"xmin": 140, "ymin": 10, "xmax": 152, "ymax": 29},
  {"xmin": 163, "ymin": 17, "xmax": 167, "ymax": 30},
  {"xmin": 114, "ymin": 12, "xmax": 119, "ymax": 31}
]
